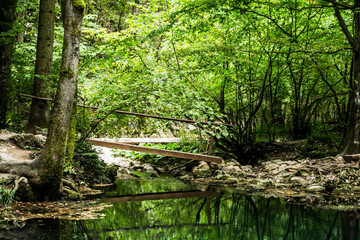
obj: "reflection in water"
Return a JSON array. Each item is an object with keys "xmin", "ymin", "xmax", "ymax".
[
  {"xmin": 0, "ymin": 178, "xmax": 359, "ymax": 239},
  {"xmin": 341, "ymin": 211, "xmax": 359, "ymax": 240}
]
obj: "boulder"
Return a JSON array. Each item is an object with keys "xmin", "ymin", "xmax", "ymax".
[
  {"xmin": 192, "ymin": 161, "xmax": 212, "ymax": 178},
  {"xmin": 116, "ymin": 167, "xmax": 131, "ymax": 179},
  {"xmin": 290, "ymin": 176, "xmax": 308, "ymax": 186},
  {"xmin": 11, "ymin": 134, "xmax": 46, "ymax": 149}
]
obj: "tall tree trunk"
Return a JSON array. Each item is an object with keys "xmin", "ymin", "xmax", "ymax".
[
  {"xmin": 339, "ymin": 0, "xmax": 360, "ymax": 154},
  {"xmin": 36, "ymin": 0, "xmax": 84, "ymax": 200},
  {"xmin": 26, "ymin": 0, "xmax": 56, "ymax": 134},
  {"xmin": 0, "ymin": 0, "xmax": 17, "ymax": 129}
]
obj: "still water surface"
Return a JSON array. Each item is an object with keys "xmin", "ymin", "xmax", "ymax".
[{"xmin": 0, "ymin": 178, "xmax": 358, "ymax": 239}]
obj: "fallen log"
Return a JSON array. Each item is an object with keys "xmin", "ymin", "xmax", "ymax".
[{"xmin": 89, "ymin": 139, "xmax": 224, "ymax": 164}]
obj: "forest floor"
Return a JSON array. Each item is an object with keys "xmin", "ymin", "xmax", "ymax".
[{"xmin": 2, "ymin": 130, "xmax": 360, "ymax": 211}]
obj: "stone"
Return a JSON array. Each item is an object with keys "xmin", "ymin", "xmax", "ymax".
[
  {"xmin": 0, "ymin": 153, "xmax": 15, "ymax": 162},
  {"xmin": 214, "ymin": 173, "xmax": 231, "ymax": 181},
  {"xmin": 11, "ymin": 134, "xmax": 46, "ymax": 149},
  {"xmin": 192, "ymin": 161, "xmax": 212, "ymax": 178},
  {"xmin": 179, "ymin": 174, "xmax": 193, "ymax": 181},
  {"xmin": 223, "ymin": 177, "xmax": 239, "ymax": 184},
  {"xmin": 116, "ymin": 167, "xmax": 131, "ymax": 179},
  {"xmin": 143, "ymin": 165, "xmax": 159, "ymax": 178},
  {"xmin": 222, "ymin": 164, "xmax": 241, "ymax": 175},
  {"xmin": 307, "ymin": 185, "xmax": 325, "ymax": 192},
  {"xmin": 290, "ymin": 176, "xmax": 307, "ymax": 186},
  {"xmin": 209, "ymin": 162, "xmax": 221, "ymax": 170}
]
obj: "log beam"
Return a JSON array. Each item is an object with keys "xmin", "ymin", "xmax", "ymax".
[{"xmin": 89, "ymin": 139, "xmax": 224, "ymax": 164}]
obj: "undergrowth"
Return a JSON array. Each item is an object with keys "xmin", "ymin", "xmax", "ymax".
[
  {"xmin": 65, "ymin": 140, "xmax": 110, "ymax": 185},
  {"xmin": 0, "ymin": 183, "xmax": 15, "ymax": 208}
]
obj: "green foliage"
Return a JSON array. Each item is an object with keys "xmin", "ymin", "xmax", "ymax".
[
  {"xmin": 73, "ymin": 140, "xmax": 107, "ymax": 174},
  {"xmin": 73, "ymin": 0, "xmax": 86, "ymax": 9},
  {"xmin": 0, "ymin": 183, "xmax": 15, "ymax": 208},
  {"xmin": 9, "ymin": 0, "xmax": 356, "ymax": 161},
  {"xmin": 302, "ymin": 123, "xmax": 344, "ymax": 159}
]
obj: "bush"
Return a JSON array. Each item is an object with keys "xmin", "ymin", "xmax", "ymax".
[
  {"xmin": 0, "ymin": 183, "xmax": 15, "ymax": 208},
  {"xmin": 71, "ymin": 140, "xmax": 110, "ymax": 185}
]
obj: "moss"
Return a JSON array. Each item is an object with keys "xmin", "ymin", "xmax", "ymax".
[
  {"xmin": 65, "ymin": 104, "xmax": 77, "ymax": 163},
  {"xmin": 62, "ymin": 188, "xmax": 80, "ymax": 200},
  {"xmin": 73, "ymin": 0, "xmax": 85, "ymax": 9},
  {"xmin": 60, "ymin": 68, "xmax": 75, "ymax": 79},
  {"xmin": 71, "ymin": 20, "xmax": 79, "ymax": 36}
]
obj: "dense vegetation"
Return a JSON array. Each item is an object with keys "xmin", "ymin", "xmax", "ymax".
[{"xmin": 2, "ymin": 0, "xmax": 359, "ymax": 164}]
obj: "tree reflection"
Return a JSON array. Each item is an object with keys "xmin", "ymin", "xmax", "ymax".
[
  {"xmin": 341, "ymin": 210, "xmax": 359, "ymax": 240},
  {"xmin": 0, "ymin": 179, "xmax": 357, "ymax": 239}
]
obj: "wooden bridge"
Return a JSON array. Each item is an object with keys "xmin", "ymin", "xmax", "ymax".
[
  {"xmin": 89, "ymin": 139, "xmax": 224, "ymax": 164},
  {"xmin": 21, "ymin": 94, "xmax": 225, "ymax": 164}
]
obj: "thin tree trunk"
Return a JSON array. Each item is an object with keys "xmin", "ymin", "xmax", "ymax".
[
  {"xmin": 341, "ymin": 0, "xmax": 360, "ymax": 154},
  {"xmin": 36, "ymin": 0, "xmax": 84, "ymax": 200},
  {"xmin": 26, "ymin": 0, "xmax": 56, "ymax": 134},
  {"xmin": 0, "ymin": 0, "xmax": 17, "ymax": 129}
]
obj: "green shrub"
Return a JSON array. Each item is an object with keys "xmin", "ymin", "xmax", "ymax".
[
  {"xmin": 73, "ymin": 140, "xmax": 107, "ymax": 173},
  {"xmin": 71, "ymin": 140, "xmax": 110, "ymax": 185},
  {"xmin": 0, "ymin": 183, "xmax": 15, "ymax": 208}
]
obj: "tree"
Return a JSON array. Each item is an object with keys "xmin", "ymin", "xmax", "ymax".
[
  {"xmin": 0, "ymin": 0, "xmax": 17, "ymax": 129},
  {"xmin": 322, "ymin": 0, "xmax": 360, "ymax": 155},
  {"xmin": 0, "ymin": 0, "xmax": 84, "ymax": 200},
  {"xmin": 26, "ymin": 0, "xmax": 56, "ymax": 134},
  {"xmin": 35, "ymin": 0, "xmax": 84, "ymax": 200}
]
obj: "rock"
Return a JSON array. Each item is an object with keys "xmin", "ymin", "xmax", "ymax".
[
  {"xmin": 0, "ymin": 153, "xmax": 15, "ymax": 162},
  {"xmin": 223, "ymin": 177, "xmax": 239, "ymax": 185},
  {"xmin": 116, "ymin": 167, "xmax": 131, "ymax": 179},
  {"xmin": 11, "ymin": 134, "xmax": 45, "ymax": 149},
  {"xmin": 209, "ymin": 162, "xmax": 221, "ymax": 170},
  {"xmin": 214, "ymin": 173, "xmax": 231, "ymax": 181},
  {"xmin": 179, "ymin": 174, "xmax": 193, "ymax": 181},
  {"xmin": 143, "ymin": 165, "xmax": 159, "ymax": 178},
  {"xmin": 259, "ymin": 179, "xmax": 275, "ymax": 187},
  {"xmin": 63, "ymin": 187, "xmax": 80, "ymax": 200},
  {"xmin": 0, "ymin": 130, "xmax": 17, "ymax": 142},
  {"xmin": 241, "ymin": 165, "xmax": 253, "ymax": 172},
  {"xmin": 0, "ymin": 173, "xmax": 16, "ymax": 182},
  {"xmin": 226, "ymin": 159, "xmax": 241, "ymax": 167},
  {"xmin": 290, "ymin": 176, "xmax": 307, "ymax": 186},
  {"xmin": 192, "ymin": 161, "xmax": 212, "ymax": 178},
  {"xmin": 171, "ymin": 168, "xmax": 188, "ymax": 178},
  {"xmin": 253, "ymin": 184, "xmax": 266, "ymax": 190},
  {"xmin": 222, "ymin": 164, "xmax": 245, "ymax": 178},
  {"xmin": 307, "ymin": 185, "xmax": 325, "ymax": 192}
]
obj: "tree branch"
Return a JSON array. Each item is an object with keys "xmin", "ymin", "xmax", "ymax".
[
  {"xmin": 321, "ymin": 0, "xmax": 354, "ymax": 9},
  {"xmin": 333, "ymin": 3, "xmax": 354, "ymax": 47},
  {"xmin": 248, "ymin": 10, "xmax": 294, "ymax": 40}
]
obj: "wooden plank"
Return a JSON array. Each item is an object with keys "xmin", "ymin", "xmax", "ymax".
[
  {"xmin": 105, "ymin": 190, "xmax": 219, "ymax": 203},
  {"xmin": 89, "ymin": 139, "xmax": 224, "ymax": 164},
  {"xmin": 94, "ymin": 138, "xmax": 181, "ymax": 145}
]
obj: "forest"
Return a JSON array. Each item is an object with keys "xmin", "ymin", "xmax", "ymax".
[
  {"xmin": 3, "ymin": 0, "xmax": 360, "ymax": 238},
  {"xmin": 2, "ymin": 0, "xmax": 360, "ymax": 224}
]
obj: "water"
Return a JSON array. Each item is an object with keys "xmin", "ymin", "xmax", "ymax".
[{"xmin": 0, "ymin": 178, "xmax": 358, "ymax": 239}]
